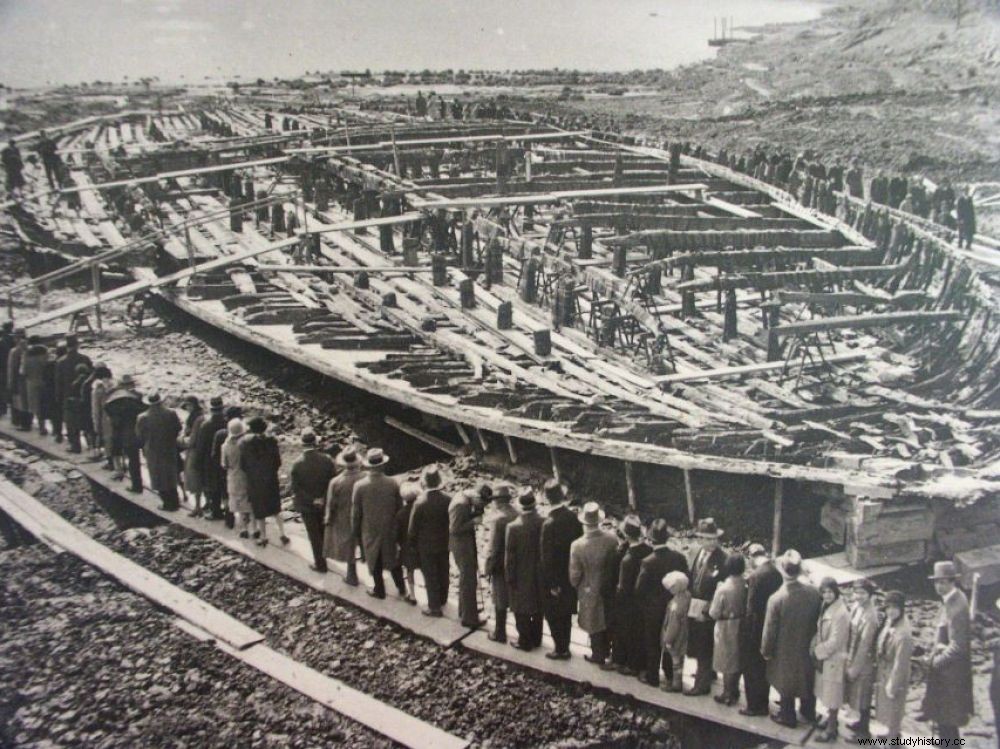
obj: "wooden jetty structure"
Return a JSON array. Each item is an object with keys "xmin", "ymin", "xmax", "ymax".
[{"xmin": 4, "ymin": 95, "xmax": 1000, "ymax": 577}]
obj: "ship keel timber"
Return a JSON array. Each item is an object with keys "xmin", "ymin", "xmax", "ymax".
[{"xmin": 8, "ymin": 104, "xmax": 1000, "ymax": 570}]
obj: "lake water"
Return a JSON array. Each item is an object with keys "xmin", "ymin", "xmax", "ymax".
[{"xmin": 0, "ymin": 0, "xmax": 822, "ymax": 88}]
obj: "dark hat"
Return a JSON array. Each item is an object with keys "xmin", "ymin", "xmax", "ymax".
[
  {"xmin": 477, "ymin": 483, "xmax": 494, "ymax": 502},
  {"xmin": 182, "ymin": 394, "xmax": 200, "ymax": 407},
  {"xmin": 301, "ymin": 429, "xmax": 317, "ymax": 446},
  {"xmin": 224, "ymin": 405, "xmax": 243, "ymax": 420},
  {"xmin": 853, "ymin": 577, "xmax": 877, "ymax": 595},
  {"xmin": 420, "ymin": 464, "xmax": 441, "ymax": 489},
  {"xmin": 118, "ymin": 374, "xmax": 136, "ymax": 387},
  {"xmin": 493, "ymin": 484, "xmax": 513, "ymax": 502},
  {"xmin": 543, "ymin": 478, "xmax": 567, "ymax": 504},
  {"xmin": 364, "ymin": 448, "xmax": 390, "ymax": 468},
  {"xmin": 247, "ymin": 416, "xmax": 267, "ymax": 434},
  {"xmin": 27, "ymin": 334, "xmax": 41, "ymax": 344},
  {"xmin": 209, "ymin": 396, "xmax": 224, "ymax": 412},
  {"xmin": 518, "ymin": 487, "xmax": 536, "ymax": 510},
  {"xmin": 620, "ymin": 514, "xmax": 643, "ymax": 540},
  {"xmin": 883, "ymin": 590, "xmax": 906, "ymax": 610},
  {"xmin": 146, "ymin": 392, "xmax": 162, "ymax": 405},
  {"xmin": 65, "ymin": 334, "xmax": 79, "ymax": 347},
  {"xmin": 928, "ymin": 560, "xmax": 960, "ymax": 581},
  {"xmin": 647, "ymin": 518, "xmax": 670, "ymax": 545},
  {"xmin": 695, "ymin": 517, "xmax": 724, "ymax": 539},
  {"xmin": 75, "ymin": 362, "xmax": 90, "ymax": 374},
  {"xmin": 2, "ymin": 321, "xmax": 12, "ymax": 332}
]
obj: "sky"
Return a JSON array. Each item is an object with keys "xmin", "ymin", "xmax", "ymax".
[{"xmin": 0, "ymin": 0, "xmax": 822, "ymax": 88}]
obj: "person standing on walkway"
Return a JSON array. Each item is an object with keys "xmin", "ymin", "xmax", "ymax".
[
  {"xmin": 614, "ymin": 516, "xmax": 651, "ymax": 675},
  {"xmin": 395, "ymin": 479, "xmax": 421, "ymax": 605},
  {"xmin": 0, "ymin": 322, "xmax": 14, "ymax": 418},
  {"xmin": 2, "ymin": 140, "xmax": 25, "ymax": 199},
  {"xmin": 540, "ymin": 480, "xmax": 581, "ymax": 660},
  {"xmin": 875, "ymin": 590, "xmax": 913, "ymax": 742},
  {"xmin": 221, "ymin": 417, "xmax": 251, "ymax": 536},
  {"xmin": 408, "ymin": 464, "xmax": 450, "ymax": 615},
  {"xmin": 740, "ymin": 543, "xmax": 783, "ymax": 716},
  {"xmin": 450, "ymin": 485, "xmax": 486, "ymax": 628},
  {"xmin": 660, "ymin": 570, "xmax": 692, "ymax": 692},
  {"xmin": 353, "ymin": 448, "xmax": 403, "ymax": 599},
  {"xmin": 20, "ymin": 335, "xmax": 48, "ymax": 435},
  {"xmin": 104, "ymin": 375, "xmax": 144, "ymax": 492},
  {"xmin": 921, "ymin": 560, "xmax": 974, "ymax": 743},
  {"xmin": 55, "ymin": 335, "xmax": 91, "ymax": 443},
  {"xmin": 710, "ymin": 553, "xmax": 747, "ymax": 706},
  {"xmin": 179, "ymin": 396, "xmax": 205, "ymax": 517},
  {"xmin": 811, "ymin": 576, "xmax": 850, "ymax": 742},
  {"xmin": 845, "ymin": 578, "xmax": 879, "ymax": 740},
  {"xmin": 89, "ymin": 363, "xmax": 113, "ymax": 464},
  {"xmin": 135, "ymin": 393, "xmax": 182, "ymax": 509},
  {"xmin": 685, "ymin": 517, "xmax": 727, "ymax": 695},
  {"xmin": 64, "ymin": 362, "xmax": 91, "ymax": 454},
  {"xmin": 240, "ymin": 416, "xmax": 288, "ymax": 547},
  {"xmin": 761, "ymin": 550, "xmax": 821, "ymax": 729},
  {"xmin": 290, "ymin": 429, "xmax": 336, "ymax": 573},
  {"xmin": 569, "ymin": 502, "xmax": 619, "ymax": 667},
  {"xmin": 36, "ymin": 130, "xmax": 61, "ymax": 189},
  {"xmin": 957, "ymin": 189, "xmax": 976, "ymax": 249},
  {"xmin": 636, "ymin": 519, "xmax": 689, "ymax": 687},
  {"xmin": 193, "ymin": 397, "xmax": 227, "ymax": 520},
  {"xmin": 325, "ymin": 446, "xmax": 364, "ymax": 586},
  {"xmin": 484, "ymin": 484, "xmax": 517, "ymax": 642},
  {"xmin": 7, "ymin": 332, "xmax": 27, "ymax": 430},
  {"xmin": 505, "ymin": 487, "xmax": 545, "ymax": 651},
  {"xmin": 42, "ymin": 344, "xmax": 63, "ymax": 442}
]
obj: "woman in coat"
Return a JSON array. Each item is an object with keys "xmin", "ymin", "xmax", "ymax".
[
  {"xmin": 221, "ymin": 418, "xmax": 251, "ymax": 536},
  {"xmin": 660, "ymin": 570, "xmax": 692, "ymax": 692},
  {"xmin": 811, "ymin": 577, "xmax": 850, "ymax": 742},
  {"xmin": 90, "ymin": 364, "xmax": 113, "ymax": 464},
  {"xmin": 875, "ymin": 590, "xmax": 913, "ymax": 741},
  {"xmin": 239, "ymin": 416, "xmax": 288, "ymax": 547},
  {"xmin": 709, "ymin": 553, "xmax": 748, "ymax": 705},
  {"xmin": 179, "ymin": 396, "xmax": 205, "ymax": 517},
  {"xmin": 845, "ymin": 578, "xmax": 880, "ymax": 740},
  {"xmin": 324, "ymin": 447, "xmax": 364, "ymax": 586}
]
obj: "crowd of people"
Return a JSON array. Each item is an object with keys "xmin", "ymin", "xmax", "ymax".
[{"xmin": 0, "ymin": 326, "xmax": 992, "ymax": 745}]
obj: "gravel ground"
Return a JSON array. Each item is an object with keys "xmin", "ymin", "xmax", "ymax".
[{"xmin": 0, "ymin": 541, "xmax": 389, "ymax": 748}]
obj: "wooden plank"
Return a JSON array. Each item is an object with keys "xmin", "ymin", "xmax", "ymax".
[
  {"xmin": 631, "ymin": 247, "xmax": 880, "ymax": 274},
  {"xmin": 676, "ymin": 264, "xmax": 902, "ymax": 293},
  {"xmin": 770, "ymin": 310, "xmax": 963, "ymax": 338},
  {"xmin": 0, "ymin": 476, "xmax": 264, "ymax": 651},
  {"xmin": 411, "ymin": 183, "xmax": 708, "ymax": 210},
  {"xmin": 384, "ymin": 416, "xmax": 463, "ymax": 457},
  {"xmin": 683, "ymin": 469, "xmax": 696, "ymax": 525},
  {"xmin": 58, "ymin": 156, "xmax": 291, "ymax": 194},
  {"xmin": 771, "ymin": 479, "xmax": 783, "ymax": 557},
  {"xmin": 653, "ymin": 351, "xmax": 867, "ymax": 384},
  {"xmin": 291, "ymin": 130, "xmax": 588, "ymax": 154}
]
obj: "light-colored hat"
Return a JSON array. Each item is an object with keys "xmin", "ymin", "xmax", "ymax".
[
  {"xmin": 661, "ymin": 570, "xmax": 689, "ymax": 594},
  {"xmin": 118, "ymin": 374, "xmax": 136, "ymax": 387},
  {"xmin": 227, "ymin": 418, "xmax": 245, "ymax": 437},
  {"xmin": 747, "ymin": 542, "xmax": 767, "ymax": 558},
  {"xmin": 779, "ymin": 549, "xmax": 802, "ymax": 578},
  {"xmin": 492, "ymin": 484, "xmax": 514, "ymax": 502},
  {"xmin": 928, "ymin": 560, "xmax": 960, "ymax": 581},
  {"xmin": 580, "ymin": 501, "xmax": 604, "ymax": 527},
  {"xmin": 694, "ymin": 517, "xmax": 724, "ymax": 539},
  {"xmin": 363, "ymin": 448, "xmax": 389, "ymax": 468}
]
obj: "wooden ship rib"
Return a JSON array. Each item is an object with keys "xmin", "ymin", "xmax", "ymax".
[{"xmin": 5, "ymin": 95, "xmax": 1000, "ymax": 573}]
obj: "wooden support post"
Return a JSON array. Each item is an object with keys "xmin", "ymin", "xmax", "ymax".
[
  {"xmin": 771, "ymin": 479, "xmax": 784, "ymax": 557},
  {"xmin": 503, "ymin": 435, "xmax": 518, "ymax": 464},
  {"xmin": 91, "ymin": 264, "xmax": 102, "ymax": 333},
  {"xmin": 390, "ymin": 127, "xmax": 402, "ymax": 176},
  {"xmin": 549, "ymin": 447, "xmax": 561, "ymax": 483},
  {"xmin": 625, "ymin": 461, "xmax": 638, "ymax": 510},
  {"xmin": 683, "ymin": 468, "xmax": 696, "ymax": 525},
  {"xmin": 475, "ymin": 428, "xmax": 489, "ymax": 453},
  {"xmin": 384, "ymin": 416, "xmax": 462, "ymax": 457},
  {"xmin": 454, "ymin": 422, "xmax": 471, "ymax": 446}
]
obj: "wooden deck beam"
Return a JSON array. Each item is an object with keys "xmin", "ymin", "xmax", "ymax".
[
  {"xmin": 675, "ymin": 264, "xmax": 903, "ymax": 293},
  {"xmin": 769, "ymin": 310, "xmax": 963, "ymax": 338}
]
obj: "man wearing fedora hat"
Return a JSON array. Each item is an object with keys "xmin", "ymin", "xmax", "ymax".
[
  {"xmin": 613, "ymin": 515, "xmax": 651, "ymax": 675},
  {"xmin": 136, "ymin": 392, "xmax": 182, "ymax": 509},
  {"xmin": 291, "ymin": 429, "xmax": 337, "ymax": 573},
  {"xmin": 505, "ymin": 487, "xmax": 545, "ymax": 651},
  {"xmin": 408, "ymin": 464, "xmax": 451, "ymax": 615},
  {"xmin": 54, "ymin": 334, "xmax": 91, "ymax": 443},
  {"xmin": 685, "ymin": 517, "xmax": 727, "ymax": 696},
  {"xmin": 325, "ymin": 446, "xmax": 364, "ymax": 585},
  {"xmin": 921, "ymin": 560, "xmax": 973, "ymax": 742},
  {"xmin": 635, "ymin": 518, "xmax": 688, "ymax": 687},
  {"xmin": 484, "ymin": 484, "xmax": 517, "ymax": 642},
  {"xmin": 761, "ymin": 550, "xmax": 821, "ymax": 728},
  {"xmin": 540, "ymin": 479, "xmax": 582, "ymax": 660},
  {"xmin": 450, "ymin": 485, "xmax": 487, "ymax": 628},
  {"xmin": 740, "ymin": 543, "xmax": 783, "ymax": 717},
  {"xmin": 353, "ymin": 448, "xmax": 404, "ymax": 599},
  {"xmin": 193, "ymin": 397, "xmax": 228, "ymax": 521},
  {"xmin": 569, "ymin": 502, "xmax": 618, "ymax": 666}
]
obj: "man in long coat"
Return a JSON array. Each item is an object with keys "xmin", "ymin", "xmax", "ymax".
[
  {"xmin": 193, "ymin": 397, "xmax": 227, "ymax": 520},
  {"xmin": 54, "ymin": 335, "xmax": 91, "ymax": 444},
  {"xmin": 505, "ymin": 488, "xmax": 545, "ymax": 651},
  {"xmin": 635, "ymin": 519, "xmax": 689, "ymax": 686},
  {"xmin": 740, "ymin": 543, "xmax": 784, "ymax": 716},
  {"xmin": 135, "ymin": 393, "xmax": 182, "ymax": 510},
  {"xmin": 449, "ymin": 486, "xmax": 485, "ymax": 627},
  {"xmin": 7, "ymin": 332, "xmax": 26, "ymax": 429},
  {"xmin": 290, "ymin": 429, "xmax": 336, "ymax": 573},
  {"xmin": 761, "ymin": 549, "xmax": 821, "ymax": 728},
  {"xmin": 408, "ymin": 464, "xmax": 451, "ymax": 615},
  {"xmin": 484, "ymin": 485, "xmax": 517, "ymax": 642},
  {"xmin": 0, "ymin": 322, "xmax": 13, "ymax": 418},
  {"xmin": 686, "ymin": 518, "xmax": 727, "ymax": 695},
  {"xmin": 352, "ymin": 448, "xmax": 403, "ymax": 599},
  {"xmin": 540, "ymin": 480, "xmax": 582, "ymax": 660},
  {"xmin": 613, "ymin": 515, "xmax": 651, "ymax": 675},
  {"xmin": 569, "ymin": 502, "xmax": 619, "ymax": 666},
  {"xmin": 921, "ymin": 561, "xmax": 974, "ymax": 742},
  {"xmin": 326, "ymin": 447, "xmax": 363, "ymax": 585}
]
